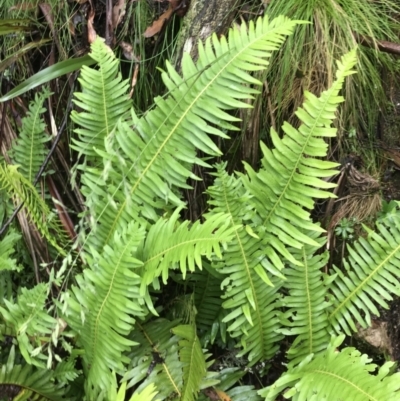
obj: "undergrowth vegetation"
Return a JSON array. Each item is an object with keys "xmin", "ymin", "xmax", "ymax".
[{"xmin": 1, "ymin": 6, "xmax": 400, "ymax": 401}]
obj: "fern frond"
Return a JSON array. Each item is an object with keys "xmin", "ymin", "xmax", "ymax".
[
  {"xmin": 0, "ymin": 163, "xmax": 67, "ymax": 255},
  {"xmin": 279, "ymin": 231, "xmax": 331, "ymax": 366},
  {"xmin": 186, "ymin": 264, "xmax": 226, "ymax": 344},
  {"xmin": 0, "ymin": 230, "xmax": 21, "ymax": 271},
  {"xmin": 9, "ymin": 87, "xmax": 51, "ymax": 183},
  {"xmin": 66, "ymin": 221, "xmax": 146, "ymax": 391},
  {"xmin": 76, "ymin": 16, "xmax": 299, "ymax": 252},
  {"xmin": 260, "ymin": 335, "xmax": 400, "ymax": 401},
  {"xmin": 71, "ymin": 37, "xmax": 131, "ymax": 164},
  {"xmin": 172, "ymin": 324, "xmax": 207, "ymax": 401},
  {"xmin": 0, "ymin": 283, "xmax": 57, "ymax": 367},
  {"xmin": 241, "ymin": 49, "xmax": 357, "ymax": 269},
  {"xmin": 0, "ymin": 346, "xmax": 71, "ymax": 401},
  {"xmin": 117, "ymin": 382, "xmax": 160, "ymax": 401},
  {"xmin": 123, "ymin": 319, "xmax": 183, "ymax": 400},
  {"xmin": 329, "ymin": 216, "xmax": 400, "ymax": 335},
  {"xmin": 137, "ymin": 208, "xmax": 236, "ymax": 298},
  {"xmin": 206, "ymin": 164, "xmax": 283, "ymax": 364}
]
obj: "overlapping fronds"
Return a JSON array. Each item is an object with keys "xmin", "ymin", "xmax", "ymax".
[
  {"xmin": 0, "ymin": 163, "xmax": 67, "ymax": 255},
  {"xmin": 260, "ymin": 335, "xmax": 400, "ymax": 401},
  {"xmin": 0, "ymin": 283, "xmax": 57, "ymax": 367},
  {"xmin": 206, "ymin": 164, "xmax": 283, "ymax": 363},
  {"xmin": 124, "ymin": 319, "xmax": 183, "ymax": 400},
  {"xmin": 9, "ymin": 87, "xmax": 51, "ymax": 183},
  {"xmin": 241, "ymin": 49, "xmax": 357, "ymax": 270},
  {"xmin": 137, "ymin": 209, "xmax": 236, "ymax": 297},
  {"xmin": 0, "ymin": 346, "xmax": 70, "ymax": 401},
  {"xmin": 76, "ymin": 16, "xmax": 299, "ymax": 252},
  {"xmin": 279, "ymin": 231, "xmax": 332, "ymax": 366},
  {"xmin": 186, "ymin": 264, "xmax": 226, "ymax": 344},
  {"xmin": 66, "ymin": 221, "xmax": 146, "ymax": 391},
  {"xmin": 329, "ymin": 215, "xmax": 400, "ymax": 335},
  {"xmin": 172, "ymin": 324, "xmax": 207, "ymax": 401}
]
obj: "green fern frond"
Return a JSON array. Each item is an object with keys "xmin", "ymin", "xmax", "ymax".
[
  {"xmin": 0, "ymin": 230, "xmax": 21, "ymax": 271},
  {"xmin": 66, "ymin": 221, "xmax": 146, "ymax": 392},
  {"xmin": 279, "ymin": 231, "xmax": 331, "ymax": 366},
  {"xmin": 71, "ymin": 37, "xmax": 131, "ymax": 164},
  {"xmin": 0, "ymin": 346, "xmax": 71, "ymax": 401},
  {"xmin": 0, "ymin": 283, "xmax": 57, "ymax": 367},
  {"xmin": 329, "ymin": 216, "xmax": 400, "ymax": 335},
  {"xmin": 241, "ymin": 49, "xmax": 357, "ymax": 268},
  {"xmin": 9, "ymin": 87, "xmax": 51, "ymax": 183},
  {"xmin": 76, "ymin": 16, "xmax": 299, "ymax": 252},
  {"xmin": 186, "ymin": 264, "xmax": 226, "ymax": 344},
  {"xmin": 206, "ymin": 164, "xmax": 283, "ymax": 364},
  {"xmin": 115, "ymin": 382, "xmax": 160, "ymax": 401},
  {"xmin": 172, "ymin": 324, "xmax": 207, "ymax": 401},
  {"xmin": 123, "ymin": 319, "xmax": 183, "ymax": 400},
  {"xmin": 0, "ymin": 163, "xmax": 67, "ymax": 255},
  {"xmin": 260, "ymin": 335, "xmax": 400, "ymax": 401},
  {"xmin": 137, "ymin": 208, "xmax": 236, "ymax": 298}
]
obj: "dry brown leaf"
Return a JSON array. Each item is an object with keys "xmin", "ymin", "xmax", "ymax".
[
  {"xmin": 143, "ymin": 6, "xmax": 173, "ymax": 38},
  {"xmin": 112, "ymin": 0, "xmax": 126, "ymax": 30},
  {"xmin": 119, "ymin": 41, "xmax": 140, "ymax": 61},
  {"xmin": 87, "ymin": 5, "xmax": 97, "ymax": 43}
]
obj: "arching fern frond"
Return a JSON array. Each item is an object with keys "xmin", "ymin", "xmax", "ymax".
[
  {"xmin": 71, "ymin": 37, "xmax": 131, "ymax": 165},
  {"xmin": 0, "ymin": 346, "xmax": 71, "ymax": 401},
  {"xmin": 241, "ymin": 49, "xmax": 357, "ymax": 269},
  {"xmin": 77, "ymin": 16, "xmax": 300, "ymax": 252},
  {"xmin": 260, "ymin": 335, "xmax": 400, "ymax": 401},
  {"xmin": 0, "ymin": 163, "xmax": 67, "ymax": 255},
  {"xmin": 0, "ymin": 283, "xmax": 57, "ymax": 367},
  {"xmin": 9, "ymin": 87, "xmax": 51, "ymax": 183},
  {"xmin": 137, "ymin": 208, "xmax": 236, "ymax": 298},
  {"xmin": 279, "ymin": 231, "xmax": 332, "ymax": 366},
  {"xmin": 66, "ymin": 221, "xmax": 146, "ymax": 393},
  {"xmin": 329, "ymin": 215, "xmax": 400, "ymax": 335}
]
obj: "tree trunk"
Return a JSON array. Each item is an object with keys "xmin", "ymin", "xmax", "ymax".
[{"xmin": 173, "ymin": 0, "xmax": 240, "ymax": 70}]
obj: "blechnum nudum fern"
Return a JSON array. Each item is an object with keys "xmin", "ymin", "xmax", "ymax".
[{"xmin": 1, "ymin": 13, "xmax": 400, "ymax": 401}]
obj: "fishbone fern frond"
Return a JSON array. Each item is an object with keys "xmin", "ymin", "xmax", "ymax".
[
  {"xmin": 66, "ymin": 221, "xmax": 146, "ymax": 392},
  {"xmin": 279, "ymin": 231, "xmax": 332, "ymax": 366},
  {"xmin": 136, "ymin": 208, "xmax": 236, "ymax": 299},
  {"xmin": 9, "ymin": 87, "xmax": 51, "ymax": 183},
  {"xmin": 260, "ymin": 335, "xmax": 400, "ymax": 401},
  {"xmin": 329, "ymin": 214, "xmax": 400, "ymax": 335},
  {"xmin": 241, "ymin": 49, "xmax": 357, "ymax": 269},
  {"xmin": 0, "ymin": 163, "xmax": 67, "ymax": 255},
  {"xmin": 206, "ymin": 164, "xmax": 283, "ymax": 363}
]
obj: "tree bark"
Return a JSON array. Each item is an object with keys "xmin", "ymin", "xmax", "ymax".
[{"xmin": 173, "ymin": 0, "xmax": 240, "ymax": 70}]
